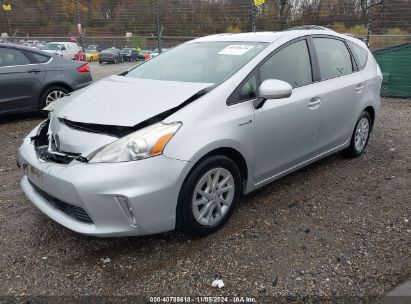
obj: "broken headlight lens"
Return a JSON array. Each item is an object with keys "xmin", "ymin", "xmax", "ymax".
[{"xmin": 88, "ymin": 122, "xmax": 181, "ymax": 163}]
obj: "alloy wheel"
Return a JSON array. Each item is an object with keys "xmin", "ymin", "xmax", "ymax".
[
  {"xmin": 45, "ymin": 90, "xmax": 66, "ymax": 106},
  {"xmin": 192, "ymin": 167, "xmax": 235, "ymax": 226},
  {"xmin": 354, "ymin": 117, "xmax": 370, "ymax": 152}
]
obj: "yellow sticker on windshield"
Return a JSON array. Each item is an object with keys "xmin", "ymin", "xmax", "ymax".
[{"xmin": 218, "ymin": 45, "xmax": 255, "ymax": 56}]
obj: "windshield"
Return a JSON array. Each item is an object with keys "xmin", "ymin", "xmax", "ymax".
[
  {"xmin": 126, "ymin": 41, "xmax": 267, "ymax": 84},
  {"xmin": 42, "ymin": 43, "xmax": 62, "ymax": 51},
  {"xmin": 102, "ymin": 49, "xmax": 118, "ymax": 54},
  {"xmin": 121, "ymin": 48, "xmax": 133, "ymax": 53}
]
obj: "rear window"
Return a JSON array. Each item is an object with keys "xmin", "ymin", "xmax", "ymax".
[
  {"xmin": 347, "ymin": 41, "xmax": 368, "ymax": 70},
  {"xmin": 32, "ymin": 52, "xmax": 51, "ymax": 63},
  {"xmin": 313, "ymin": 37, "xmax": 353, "ymax": 80},
  {"xmin": 42, "ymin": 43, "xmax": 62, "ymax": 51},
  {"xmin": 102, "ymin": 49, "xmax": 119, "ymax": 53}
]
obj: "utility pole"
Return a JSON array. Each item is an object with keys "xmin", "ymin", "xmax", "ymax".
[
  {"xmin": 2, "ymin": 1, "xmax": 12, "ymax": 38},
  {"xmin": 75, "ymin": 0, "xmax": 83, "ymax": 48},
  {"xmin": 250, "ymin": 1, "xmax": 256, "ymax": 32},
  {"xmin": 155, "ymin": 0, "xmax": 162, "ymax": 53},
  {"xmin": 366, "ymin": 0, "xmax": 383, "ymax": 46}
]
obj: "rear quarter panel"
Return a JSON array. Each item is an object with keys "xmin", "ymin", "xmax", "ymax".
[
  {"xmin": 362, "ymin": 52, "xmax": 382, "ymax": 124},
  {"xmin": 43, "ymin": 59, "xmax": 92, "ymax": 92}
]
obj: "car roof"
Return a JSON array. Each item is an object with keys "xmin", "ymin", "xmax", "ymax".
[
  {"xmin": 1, "ymin": 42, "xmax": 41, "ymax": 52},
  {"xmin": 0, "ymin": 42, "xmax": 57, "ymax": 56},
  {"xmin": 190, "ymin": 29, "xmax": 337, "ymax": 43}
]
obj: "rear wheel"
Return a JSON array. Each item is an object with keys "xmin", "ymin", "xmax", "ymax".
[
  {"xmin": 178, "ymin": 155, "xmax": 241, "ymax": 236},
  {"xmin": 39, "ymin": 86, "xmax": 70, "ymax": 111},
  {"xmin": 344, "ymin": 111, "xmax": 372, "ymax": 157}
]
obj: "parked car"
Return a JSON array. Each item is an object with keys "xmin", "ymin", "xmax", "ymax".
[
  {"xmin": 18, "ymin": 30, "xmax": 382, "ymax": 237},
  {"xmin": 144, "ymin": 48, "xmax": 170, "ymax": 61},
  {"xmin": 41, "ymin": 42, "xmax": 81, "ymax": 60},
  {"xmin": 85, "ymin": 50, "xmax": 99, "ymax": 62},
  {"xmin": 99, "ymin": 48, "xmax": 123, "ymax": 64},
  {"xmin": 24, "ymin": 40, "xmax": 43, "ymax": 49},
  {"xmin": 0, "ymin": 43, "xmax": 92, "ymax": 115},
  {"xmin": 137, "ymin": 49, "xmax": 151, "ymax": 60},
  {"xmin": 120, "ymin": 48, "xmax": 139, "ymax": 62},
  {"xmin": 86, "ymin": 44, "xmax": 102, "ymax": 52}
]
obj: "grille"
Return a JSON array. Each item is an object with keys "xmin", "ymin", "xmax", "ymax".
[
  {"xmin": 33, "ymin": 118, "xmax": 80, "ymax": 165},
  {"xmin": 29, "ymin": 180, "xmax": 93, "ymax": 224}
]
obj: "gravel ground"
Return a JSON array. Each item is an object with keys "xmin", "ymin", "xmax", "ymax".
[
  {"xmin": 0, "ymin": 98, "xmax": 410, "ymax": 303},
  {"xmin": 89, "ymin": 61, "xmax": 137, "ymax": 81}
]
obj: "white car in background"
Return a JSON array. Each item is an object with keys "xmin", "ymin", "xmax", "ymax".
[{"xmin": 42, "ymin": 42, "xmax": 80, "ymax": 60}]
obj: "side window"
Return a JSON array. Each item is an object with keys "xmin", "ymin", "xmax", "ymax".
[
  {"xmin": 227, "ymin": 73, "xmax": 257, "ymax": 104},
  {"xmin": 347, "ymin": 41, "xmax": 368, "ymax": 70},
  {"xmin": 313, "ymin": 38, "xmax": 353, "ymax": 80},
  {"xmin": 0, "ymin": 48, "xmax": 31, "ymax": 67},
  {"xmin": 31, "ymin": 52, "xmax": 51, "ymax": 63},
  {"xmin": 61, "ymin": 45, "xmax": 67, "ymax": 51},
  {"xmin": 260, "ymin": 40, "xmax": 312, "ymax": 88}
]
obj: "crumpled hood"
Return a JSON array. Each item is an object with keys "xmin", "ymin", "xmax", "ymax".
[{"xmin": 54, "ymin": 75, "xmax": 212, "ymax": 127}]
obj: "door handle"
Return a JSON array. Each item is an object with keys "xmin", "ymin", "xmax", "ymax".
[
  {"xmin": 355, "ymin": 84, "xmax": 364, "ymax": 92},
  {"xmin": 308, "ymin": 97, "xmax": 322, "ymax": 109},
  {"xmin": 28, "ymin": 69, "xmax": 41, "ymax": 74}
]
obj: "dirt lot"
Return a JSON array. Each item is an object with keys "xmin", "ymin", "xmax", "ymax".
[
  {"xmin": 0, "ymin": 92, "xmax": 410, "ymax": 302},
  {"xmin": 89, "ymin": 61, "xmax": 137, "ymax": 81}
]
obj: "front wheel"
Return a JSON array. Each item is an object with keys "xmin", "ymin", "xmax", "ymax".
[
  {"xmin": 344, "ymin": 111, "xmax": 372, "ymax": 157},
  {"xmin": 177, "ymin": 155, "xmax": 241, "ymax": 236}
]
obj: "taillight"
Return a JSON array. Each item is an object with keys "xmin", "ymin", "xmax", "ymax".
[{"xmin": 77, "ymin": 64, "xmax": 90, "ymax": 73}]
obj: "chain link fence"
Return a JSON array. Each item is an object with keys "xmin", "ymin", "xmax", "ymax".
[{"xmin": 1, "ymin": 0, "xmax": 410, "ymax": 97}]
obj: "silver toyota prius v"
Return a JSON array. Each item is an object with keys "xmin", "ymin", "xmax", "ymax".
[{"xmin": 18, "ymin": 30, "xmax": 382, "ymax": 237}]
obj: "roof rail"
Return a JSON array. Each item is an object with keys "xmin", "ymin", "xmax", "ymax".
[{"xmin": 288, "ymin": 25, "xmax": 333, "ymax": 31}]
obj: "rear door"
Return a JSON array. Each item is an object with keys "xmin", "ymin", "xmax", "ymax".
[
  {"xmin": 0, "ymin": 46, "xmax": 46, "ymax": 113},
  {"xmin": 312, "ymin": 36, "xmax": 366, "ymax": 151},
  {"xmin": 253, "ymin": 38, "xmax": 323, "ymax": 184}
]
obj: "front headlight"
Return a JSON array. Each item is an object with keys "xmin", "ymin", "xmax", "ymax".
[{"xmin": 88, "ymin": 122, "xmax": 181, "ymax": 163}]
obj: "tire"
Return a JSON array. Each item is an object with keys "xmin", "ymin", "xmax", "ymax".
[
  {"xmin": 177, "ymin": 155, "xmax": 241, "ymax": 236},
  {"xmin": 99, "ymin": 61, "xmax": 102, "ymax": 64},
  {"xmin": 39, "ymin": 86, "xmax": 70, "ymax": 111},
  {"xmin": 344, "ymin": 111, "xmax": 372, "ymax": 158}
]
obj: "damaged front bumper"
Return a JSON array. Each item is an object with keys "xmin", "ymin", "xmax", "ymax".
[{"xmin": 18, "ymin": 121, "xmax": 190, "ymax": 237}]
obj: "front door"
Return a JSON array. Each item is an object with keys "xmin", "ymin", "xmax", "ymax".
[
  {"xmin": 253, "ymin": 39, "xmax": 322, "ymax": 184},
  {"xmin": 0, "ymin": 47, "xmax": 45, "ymax": 113}
]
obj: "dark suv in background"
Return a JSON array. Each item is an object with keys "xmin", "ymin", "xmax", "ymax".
[
  {"xmin": 99, "ymin": 48, "xmax": 123, "ymax": 64},
  {"xmin": 120, "ymin": 48, "xmax": 139, "ymax": 62}
]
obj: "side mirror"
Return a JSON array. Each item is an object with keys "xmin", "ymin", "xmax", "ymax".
[{"xmin": 254, "ymin": 79, "xmax": 292, "ymax": 109}]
